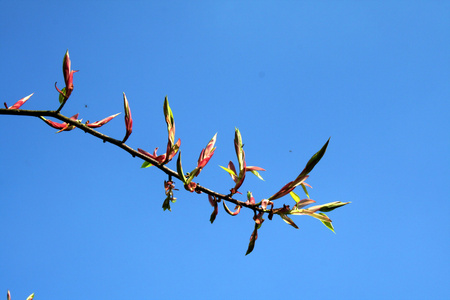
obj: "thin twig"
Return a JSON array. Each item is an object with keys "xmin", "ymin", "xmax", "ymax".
[{"xmin": 0, "ymin": 108, "xmax": 277, "ymax": 213}]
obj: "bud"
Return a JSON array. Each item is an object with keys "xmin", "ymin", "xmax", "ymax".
[
  {"xmin": 122, "ymin": 92, "xmax": 133, "ymax": 143},
  {"xmin": 86, "ymin": 113, "xmax": 120, "ymax": 128},
  {"xmin": 55, "ymin": 50, "xmax": 78, "ymax": 101},
  {"xmin": 4, "ymin": 93, "xmax": 34, "ymax": 109}
]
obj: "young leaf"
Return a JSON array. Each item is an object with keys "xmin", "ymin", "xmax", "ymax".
[
  {"xmin": 26, "ymin": 294, "xmax": 35, "ymax": 300},
  {"xmin": 294, "ymin": 199, "xmax": 316, "ymax": 209},
  {"xmin": 318, "ymin": 213, "xmax": 335, "ymax": 233},
  {"xmin": 298, "ymin": 138, "xmax": 330, "ymax": 178},
  {"xmin": 176, "ymin": 152, "xmax": 187, "ymax": 183},
  {"xmin": 122, "ymin": 92, "xmax": 133, "ymax": 143},
  {"xmin": 163, "ymin": 96, "xmax": 175, "ymax": 145},
  {"xmin": 245, "ymin": 224, "xmax": 258, "ymax": 255},
  {"xmin": 249, "ymin": 169, "xmax": 264, "ymax": 181},
  {"xmin": 308, "ymin": 201, "xmax": 351, "ymax": 212},
  {"xmin": 306, "ymin": 212, "xmax": 332, "ymax": 223},
  {"xmin": 290, "ymin": 191, "xmax": 301, "ymax": 203},
  {"xmin": 219, "ymin": 165, "xmax": 237, "ymax": 177},
  {"xmin": 209, "ymin": 195, "xmax": 218, "ymax": 224},
  {"xmin": 162, "ymin": 196, "xmax": 171, "ymax": 211},
  {"xmin": 288, "ymin": 209, "xmax": 332, "ymax": 222},
  {"xmin": 86, "ymin": 112, "xmax": 120, "ymax": 128},
  {"xmin": 6, "ymin": 93, "xmax": 34, "ymax": 109},
  {"xmin": 301, "ymin": 183, "xmax": 310, "ymax": 199},
  {"xmin": 141, "ymin": 161, "xmax": 153, "ymax": 168},
  {"xmin": 58, "ymin": 87, "xmax": 67, "ymax": 103},
  {"xmin": 279, "ymin": 213, "xmax": 299, "ymax": 229},
  {"xmin": 234, "ymin": 128, "xmax": 244, "ymax": 170}
]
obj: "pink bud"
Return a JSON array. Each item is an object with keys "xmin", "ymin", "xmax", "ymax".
[
  {"xmin": 6, "ymin": 93, "xmax": 34, "ymax": 109},
  {"xmin": 40, "ymin": 113, "xmax": 79, "ymax": 133},
  {"xmin": 184, "ymin": 181, "xmax": 197, "ymax": 192},
  {"xmin": 122, "ymin": 92, "xmax": 133, "ymax": 143},
  {"xmin": 261, "ymin": 199, "xmax": 273, "ymax": 210},
  {"xmin": 55, "ymin": 50, "xmax": 78, "ymax": 101},
  {"xmin": 86, "ymin": 113, "xmax": 120, "ymax": 128},
  {"xmin": 138, "ymin": 148, "xmax": 167, "ymax": 165},
  {"xmin": 246, "ymin": 191, "xmax": 255, "ymax": 205},
  {"xmin": 196, "ymin": 133, "xmax": 217, "ymax": 174}
]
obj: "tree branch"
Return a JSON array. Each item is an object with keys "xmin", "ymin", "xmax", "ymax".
[{"xmin": 0, "ymin": 107, "xmax": 264, "ymax": 212}]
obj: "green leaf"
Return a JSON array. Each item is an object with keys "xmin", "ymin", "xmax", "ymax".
[
  {"xmin": 26, "ymin": 294, "xmax": 35, "ymax": 300},
  {"xmin": 309, "ymin": 201, "xmax": 351, "ymax": 212},
  {"xmin": 186, "ymin": 168, "xmax": 198, "ymax": 185},
  {"xmin": 290, "ymin": 191, "xmax": 301, "ymax": 203},
  {"xmin": 234, "ymin": 128, "xmax": 244, "ymax": 171},
  {"xmin": 163, "ymin": 96, "xmax": 176, "ymax": 144},
  {"xmin": 318, "ymin": 213, "xmax": 335, "ymax": 233},
  {"xmin": 299, "ymin": 137, "xmax": 330, "ymax": 178},
  {"xmin": 279, "ymin": 213, "xmax": 299, "ymax": 229},
  {"xmin": 250, "ymin": 169, "xmax": 264, "ymax": 181},
  {"xmin": 219, "ymin": 165, "xmax": 237, "ymax": 177},
  {"xmin": 289, "ymin": 209, "xmax": 332, "ymax": 222},
  {"xmin": 58, "ymin": 87, "xmax": 66, "ymax": 104},
  {"xmin": 162, "ymin": 197, "xmax": 171, "ymax": 211},
  {"xmin": 307, "ymin": 212, "xmax": 332, "ymax": 223},
  {"xmin": 141, "ymin": 161, "xmax": 153, "ymax": 168},
  {"xmin": 210, "ymin": 210, "xmax": 217, "ymax": 224},
  {"xmin": 300, "ymin": 183, "xmax": 310, "ymax": 199},
  {"xmin": 245, "ymin": 224, "xmax": 258, "ymax": 255},
  {"xmin": 176, "ymin": 152, "xmax": 187, "ymax": 183}
]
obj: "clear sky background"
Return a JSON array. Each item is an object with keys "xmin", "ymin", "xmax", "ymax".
[{"xmin": 1, "ymin": 1, "xmax": 449, "ymax": 299}]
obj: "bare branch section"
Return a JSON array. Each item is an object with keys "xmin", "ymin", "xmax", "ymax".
[{"xmin": 1, "ymin": 50, "xmax": 349, "ymax": 255}]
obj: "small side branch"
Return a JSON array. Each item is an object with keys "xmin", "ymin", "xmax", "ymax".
[{"xmin": 0, "ymin": 108, "xmax": 261, "ymax": 211}]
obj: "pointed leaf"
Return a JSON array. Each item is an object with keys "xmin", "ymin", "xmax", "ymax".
[
  {"xmin": 307, "ymin": 212, "xmax": 332, "ymax": 223},
  {"xmin": 294, "ymin": 199, "xmax": 316, "ymax": 209},
  {"xmin": 288, "ymin": 209, "xmax": 332, "ymax": 222},
  {"xmin": 219, "ymin": 165, "xmax": 237, "ymax": 177},
  {"xmin": 301, "ymin": 183, "xmax": 310, "ymax": 199},
  {"xmin": 141, "ymin": 161, "xmax": 153, "ymax": 168},
  {"xmin": 227, "ymin": 161, "xmax": 237, "ymax": 182},
  {"xmin": 86, "ymin": 113, "xmax": 120, "ymax": 128},
  {"xmin": 298, "ymin": 138, "xmax": 330, "ymax": 178},
  {"xmin": 163, "ymin": 96, "xmax": 175, "ymax": 145},
  {"xmin": 234, "ymin": 128, "xmax": 245, "ymax": 171},
  {"xmin": 279, "ymin": 213, "xmax": 299, "ymax": 229},
  {"xmin": 308, "ymin": 201, "xmax": 351, "ymax": 212},
  {"xmin": 245, "ymin": 224, "xmax": 258, "ymax": 255},
  {"xmin": 58, "ymin": 87, "xmax": 67, "ymax": 103},
  {"xmin": 318, "ymin": 213, "xmax": 335, "ymax": 233},
  {"xmin": 162, "ymin": 197, "xmax": 171, "ymax": 211},
  {"xmin": 195, "ymin": 133, "xmax": 217, "ymax": 174},
  {"xmin": 176, "ymin": 152, "xmax": 187, "ymax": 183},
  {"xmin": 26, "ymin": 294, "xmax": 35, "ymax": 300},
  {"xmin": 290, "ymin": 191, "xmax": 301, "ymax": 203},
  {"xmin": 249, "ymin": 169, "xmax": 264, "ymax": 181},
  {"xmin": 8, "ymin": 93, "xmax": 34, "ymax": 109},
  {"xmin": 122, "ymin": 92, "xmax": 133, "ymax": 143},
  {"xmin": 208, "ymin": 195, "xmax": 218, "ymax": 224},
  {"xmin": 268, "ymin": 180, "xmax": 295, "ymax": 200}
]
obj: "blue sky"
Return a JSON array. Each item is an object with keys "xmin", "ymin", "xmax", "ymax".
[{"xmin": 1, "ymin": 1, "xmax": 449, "ymax": 299}]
